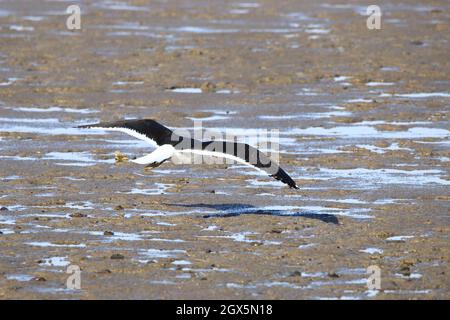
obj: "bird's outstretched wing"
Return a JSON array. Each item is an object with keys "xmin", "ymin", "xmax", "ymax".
[
  {"xmin": 178, "ymin": 141, "xmax": 299, "ymax": 189},
  {"xmin": 78, "ymin": 119, "xmax": 178, "ymax": 147}
]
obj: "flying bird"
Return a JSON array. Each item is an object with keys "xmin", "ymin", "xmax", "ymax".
[{"xmin": 78, "ymin": 119, "xmax": 299, "ymax": 189}]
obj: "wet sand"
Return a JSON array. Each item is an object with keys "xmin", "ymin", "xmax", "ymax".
[{"xmin": 0, "ymin": 0, "xmax": 449, "ymax": 299}]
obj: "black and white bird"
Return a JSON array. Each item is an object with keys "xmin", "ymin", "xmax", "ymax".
[{"xmin": 78, "ymin": 119, "xmax": 299, "ymax": 189}]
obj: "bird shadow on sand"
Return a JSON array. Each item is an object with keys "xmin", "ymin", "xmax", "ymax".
[{"xmin": 167, "ymin": 203, "xmax": 339, "ymax": 224}]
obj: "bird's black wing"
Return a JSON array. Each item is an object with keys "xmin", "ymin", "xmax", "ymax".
[
  {"xmin": 197, "ymin": 141, "xmax": 299, "ymax": 189},
  {"xmin": 78, "ymin": 119, "xmax": 181, "ymax": 146}
]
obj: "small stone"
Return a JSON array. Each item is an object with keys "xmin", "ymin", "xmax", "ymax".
[
  {"xmin": 33, "ymin": 276, "xmax": 46, "ymax": 282},
  {"xmin": 114, "ymin": 205, "xmax": 124, "ymax": 211},
  {"xmin": 97, "ymin": 269, "xmax": 112, "ymax": 274},
  {"xmin": 104, "ymin": 231, "xmax": 114, "ymax": 236},
  {"xmin": 270, "ymin": 228, "xmax": 283, "ymax": 234},
  {"xmin": 34, "ymin": 217, "xmax": 50, "ymax": 221},
  {"xmin": 110, "ymin": 253, "xmax": 125, "ymax": 260},
  {"xmin": 328, "ymin": 272, "xmax": 340, "ymax": 278},
  {"xmin": 70, "ymin": 212, "xmax": 87, "ymax": 218},
  {"xmin": 399, "ymin": 266, "xmax": 411, "ymax": 276},
  {"xmin": 0, "ymin": 207, "xmax": 8, "ymax": 211},
  {"xmin": 410, "ymin": 40, "xmax": 424, "ymax": 46}
]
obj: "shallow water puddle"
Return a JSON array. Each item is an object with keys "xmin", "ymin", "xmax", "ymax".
[
  {"xmin": 0, "ymin": 117, "xmax": 59, "ymax": 124},
  {"xmin": 321, "ymin": 3, "xmax": 367, "ymax": 15},
  {"xmin": 259, "ymin": 110, "xmax": 351, "ymax": 120},
  {"xmin": 246, "ymin": 179, "xmax": 285, "ymax": 188},
  {"xmin": 9, "ymin": 106, "xmax": 98, "ymax": 114},
  {"xmin": 0, "ymin": 77, "xmax": 20, "ymax": 86},
  {"xmin": 112, "ymin": 81, "xmax": 144, "ymax": 86},
  {"xmin": 202, "ymin": 225, "xmax": 219, "ymax": 231},
  {"xmin": 202, "ymin": 126, "xmax": 449, "ymax": 147},
  {"xmin": 125, "ymin": 183, "xmax": 175, "ymax": 195},
  {"xmin": 334, "ymin": 76, "xmax": 351, "ymax": 82},
  {"xmin": 6, "ymin": 274, "xmax": 35, "ymax": 282},
  {"xmin": 384, "ymin": 289, "xmax": 432, "ymax": 296},
  {"xmin": 228, "ymin": 231, "xmax": 279, "ymax": 244},
  {"xmin": 0, "ymin": 155, "xmax": 38, "ymax": 161},
  {"xmin": 9, "ymin": 25, "xmax": 34, "ymax": 32},
  {"xmin": 298, "ymin": 243, "xmax": 316, "ymax": 249},
  {"xmin": 151, "ymin": 169, "xmax": 186, "ymax": 175},
  {"xmin": 395, "ymin": 273, "xmax": 423, "ymax": 279},
  {"xmin": 64, "ymin": 202, "xmax": 95, "ymax": 210},
  {"xmin": 0, "ymin": 215, "xmax": 17, "ymax": 225},
  {"xmin": 22, "ymin": 16, "xmax": 45, "ymax": 21},
  {"xmin": 43, "ymin": 151, "xmax": 114, "ymax": 166},
  {"xmin": 359, "ymin": 248, "xmax": 384, "ymax": 255},
  {"xmin": 149, "ymin": 237, "xmax": 185, "ymax": 243},
  {"xmin": 171, "ymin": 260, "xmax": 192, "ymax": 265},
  {"xmin": 366, "ymin": 82, "xmax": 395, "ymax": 87},
  {"xmin": 386, "ymin": 235, "xmax": 414, "ymax": 242},
  {"xmin": 354, "ymin": 143, "xmax": 413, "ymax": 154},
  {"xmin": 301, "ymin": 167, "xmax": 449, "ymax": 186},
  {"xmin": 101, "ymin": 138, "xmax": 149, "ymax": 149},
  {"xmin": 392, "ymin": 92, "xmax": 450, "ymax": 98},
  {"xmin": 137, "ymin": 248, "xmax": 186, "ymax": 262},
  {"xmin": 168, "ymin": 87, "xmax": 202, "ymax": 93},
  {"xmin": 346, "ymin": 98, "xmax": 373, "ymax": 103},
  {"xmin": 187, "ymin": 115, "xmax": 230, "ymax": 121},
  {"xmin": 39, "ymin": 256, "xmax": 70, "ymax": 267},
  {"xmin": 235, "ymin": 2, "xmax": 261, "ymax": 8},
  {"xmin": 199, "ymin": 231, "xmax": 280, "ymax": 245},
  {"xmin": 296, "ymin": 88, "xmax": 321, "ymax": 96},
  {"xmin": 88, "ymin": 230, "xmax": 144, "ymax": 242},
  {"xmin": 155, "ymin": 221, "xmax": 177, "ymax": 227},
  {"xmin": 299, "ymin": 271, "xmax": 328, "ymax": 278},
  {"xmin": 174, "ymin": 26, "xmax": 241, "ymax": 34},
  {"xmin": 305, "ymin": 27, "xmax": 330, "ymax": 35},
  {"xmin": 287, "ymin": 126, "xmax": 450, "ymax": 139},
  {"xmin": 226, "ymin": 280, "xmax": 302, "ymax": 290},
  {"xmin": 258, "ymin": 114, "xmax": 299, "ymax": 120},
  {"xmin": 0, "ymin": 123, "xmax": 105, "ymax": 136},
  {"xmin": 25, "ymin": 242, "xmax": 86, "ymax": 248},
  {"xmin": 26, "ymin": 286, "xmax": 81, "ymax": 295},
  {"xmin": 0, "ymin": 228, "xmax": 15, "ymax": 235},
  {"xmin": 93, "ymin": 1, "xmax": 150, "ymax": 11}
]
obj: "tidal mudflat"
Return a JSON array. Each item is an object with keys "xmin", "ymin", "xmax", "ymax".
[{"xmin": 0, "ymin": 0, "xmax": 449, "ymax": 299}]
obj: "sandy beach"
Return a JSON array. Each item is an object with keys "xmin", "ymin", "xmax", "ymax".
[{"xmin": 0, "ymin": 0, "xmax": 449, "ymax": 299}]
